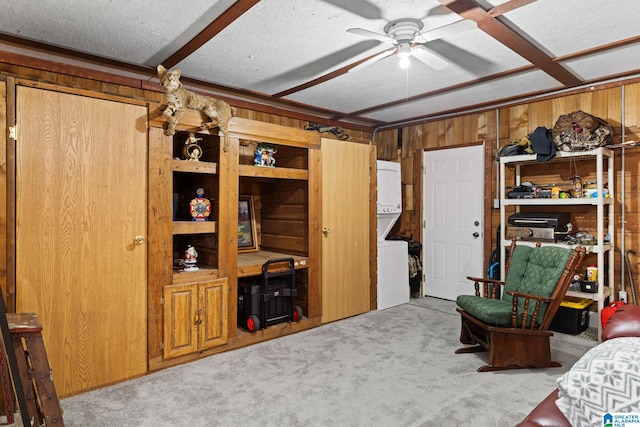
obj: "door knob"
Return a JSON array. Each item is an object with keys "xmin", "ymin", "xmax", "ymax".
[
  {"xmin": 472, "ymin": 232, "xmax": 480, "ymax": 238},
  {"xmin": 134, "ymin": 235, "xmax": 145, "ymax": 245},
  {"xmin": 322, "ymin": 227, "xmax": 330, "ymax": 235}
]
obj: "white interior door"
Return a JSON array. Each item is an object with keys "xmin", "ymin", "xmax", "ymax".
[{"xmin": 422, "ymin": 145, "xmax": 484, "ymax": 300}]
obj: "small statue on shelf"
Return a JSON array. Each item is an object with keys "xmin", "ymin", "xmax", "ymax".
[
  {"xmin": 254, "ymin": 143, "xmax": 276, "ymax": 167},
  {"xmin": 157, "ymin": 64, "xmax": 236, "ymax": 137},
  {"xmin": 189, "ymin": 187, "xmax": 211, "ymax": 221},
  {"xmin": 184, "ymin": 245, "xmax": 198, "ymax": 271},
  {"xmin": 182, "ymin": 132, "xmax": 203, "ymax": 161}
]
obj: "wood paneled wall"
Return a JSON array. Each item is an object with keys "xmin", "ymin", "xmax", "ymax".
[
  {"xmin": 377, "ymin": 82, "xmax": 640, "ymax": 303},
  {"xmin": 377, "ymin": 111, "xmax": 498, "ymax": 239},
  {"xmin": 0, "ymin": 80, "xmax": 6, "ymax": 299},
  {"xmin": 4, "ymin": 59, "xmax": 640, "ymax": 302},
  {"xmin": 0, "ymin": 61, "xmax": 372, "ymax": 310}
]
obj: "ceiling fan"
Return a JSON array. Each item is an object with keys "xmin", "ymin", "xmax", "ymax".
[{"xmin": 347, "ymin": 18, "xmax": 476, "ymax": 72}]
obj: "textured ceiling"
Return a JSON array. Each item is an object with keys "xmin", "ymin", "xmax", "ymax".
[{"xmin": 2, "ymin": 0, "xmax": 640, "ymax": 130}]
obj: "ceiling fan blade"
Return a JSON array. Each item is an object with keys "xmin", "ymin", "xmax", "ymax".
[
  {"xmin": 347, "ymin": 27, "xmax": 394, "ymax": 42},
  {"xmin": 323, "ymin": 0, "xmax": 383, "ymax": 20},
  {"xmin": 416, "ymin": 19, "xmax": 477, "ymax": 43},
  {"xmin": 426, "ymin": 39, "xmax": 495, "ymax": 74},
  {"xmin": 349, "ymin": 48, "xmax": 396, "ymax": 72},
  {"xmin": 412, "ymin": 46, "xmax": 449, "ymax": 70},
  {"xmin": 426, "ymin": 4, "xmax": 454, "ymax": 16}
]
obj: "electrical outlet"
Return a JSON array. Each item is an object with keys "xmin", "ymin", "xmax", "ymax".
[{"xmin": 619, "ymin": 290, "xmax": 628, "ymax": 303}]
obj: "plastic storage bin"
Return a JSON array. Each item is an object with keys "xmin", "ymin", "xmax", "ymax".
[{"xmin": 549, "ymin": 297, "xmax": 593, "ymax": 335}]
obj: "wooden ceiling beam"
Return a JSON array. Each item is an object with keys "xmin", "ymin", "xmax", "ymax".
[
  {"xmin": 439, "ymin": 0, "xmax": 582, "ymax": 87},
  {"xmin": 271, "ymin": 0, "xmax": 579, "ymax": 114},
  {"xmin": 271, "ymin": 53, "xmax": 384, "ymax": 98},
  {"xmin": 487, "ymin": 0, "xmax": 538, "ymax": 17},
  {"xmin": 270, "ymin": 1, "xmax": 541, "ymax": 100},
  {"xmin": 556, "ymin": 34, "xmax": 640, "ymax": 62},
  {"xmin": 334, "ymin": 65, "xmax": 537, "ymax": 121},
  {"xmin": 160, "ymin": 0, "xmax": 260, "ymax": 69},
  {"xmin": 325, "ymin": 29, "xmax": 640, "ymax": 122}
]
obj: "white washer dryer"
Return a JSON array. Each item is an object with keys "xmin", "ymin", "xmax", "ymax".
[{"xmin": 376, "ymin": 160, "xmax": 409, "ymax": 310}]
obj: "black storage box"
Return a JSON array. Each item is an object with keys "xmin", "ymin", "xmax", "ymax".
[
  {"xmin": 237, "ymin": 258, "xmax": 302, "ymax": 332},
  {"xmin": 549, "ymin": 297, "xmax": 592, "ymax": 335},
  {"xmin": 237, "ymin": 280, "xmax": 261, "ymax": 327},
  {"xmin": 579, "ymin": 280, "xmax": 597, "ymax": 293}
]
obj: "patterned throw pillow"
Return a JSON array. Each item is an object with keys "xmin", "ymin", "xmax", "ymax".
[{"xmin": 555, "ymin": 337, "xmax": 640, "ymax": 426}]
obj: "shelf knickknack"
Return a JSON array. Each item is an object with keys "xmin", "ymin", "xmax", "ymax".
[
  {"xmin": 182, "ymin": 132, "xmax": 203, "ymax": 161},
  {"xmin": 189, "ymin": 187, "xmax": 211, "ymax": 221},
  {"xmin": 238, "ymin": 195, "xmax": 258, "ymax": 252},
  {"xmin": 254, "ymin": 143, "xmax": 276, "ymax": 167}
]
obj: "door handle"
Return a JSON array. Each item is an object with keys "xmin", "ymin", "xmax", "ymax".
[
  {"xmin": 134, "ymin": 235, "xmax": 145, "ymax": 245},
  {"xmin": 322, "ymin": 227, "xmax": 330, "ymax": 235},
  {"xmin": 472, "ymin": 232, "xmax": 480, "ymax": 239}
]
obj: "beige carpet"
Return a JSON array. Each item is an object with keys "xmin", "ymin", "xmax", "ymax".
[{"xmin": 61, "ymin": 297, "xmax": 596, "ymax": 426}]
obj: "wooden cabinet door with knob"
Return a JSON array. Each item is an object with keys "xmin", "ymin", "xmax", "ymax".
[
  {"xmin": 15, "ymin": 85, "xmax": 148, "ymax": 396},
  {"xmin": 163, "ymin": 278, "xmax": 228, "ymax": 359},
  {"xmin": 321, "ymin": 138, "xmax": 372, "ymax": 323}
]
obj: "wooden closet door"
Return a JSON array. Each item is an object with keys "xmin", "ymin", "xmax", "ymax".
[
  {"xmin": 321, "ymin": 138, "xmax": 371, "ymax": 323},
  {"xmin": 15, "ymin": 86, "xmax": 148, "ymax": 396}
]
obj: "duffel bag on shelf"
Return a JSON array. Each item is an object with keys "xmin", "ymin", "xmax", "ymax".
[{"xmin": 552, "ymin": 110, "xmax": 613, "ymax": 151}]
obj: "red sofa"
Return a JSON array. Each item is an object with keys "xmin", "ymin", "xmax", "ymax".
[{"xmin": 517, "ymin": 304, "xmax": 640, "ymax": 427}]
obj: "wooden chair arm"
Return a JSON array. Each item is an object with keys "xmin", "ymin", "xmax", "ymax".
[
  {"xmin": 466, "ymin": 276, "xmax": 504, "ymax": 285},
  {"xmin": 506, "ymin": 290, "xmax": 553, "ymax": 303},
  {"xmin": 466, "ymin": 276, "xmax": 505, "ymax": 299},
  {"xmin": 506, "ymin": 291, "xmax": 555, "ymax": 329}
]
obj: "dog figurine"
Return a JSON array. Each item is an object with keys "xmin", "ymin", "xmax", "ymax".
[{"xmin": 157, "ymin": 64, "xmax": 236, "ymax": 136}]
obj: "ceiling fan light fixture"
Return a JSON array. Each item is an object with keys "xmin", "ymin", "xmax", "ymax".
[
  {"xmin": 348, "ymin": 17, "xmax": 474, "ymax": 72},
  {"xmin": 398, "ymin": 55, "xmax": 411, "ymax": 69},
  {"xmin": 397, "ymin": 42, "xmax": 412, "ymax": 69}
]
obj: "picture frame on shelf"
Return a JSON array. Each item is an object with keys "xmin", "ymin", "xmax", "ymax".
[{"xmin": 238, "ymin": 195, "xmax": 258, "ymax": 252}]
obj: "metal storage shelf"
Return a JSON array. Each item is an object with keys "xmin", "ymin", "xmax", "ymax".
[
  {"xmin": 499, "ymin": 147, "xmax": 614, "ymax": 339},
  {"xmin": 501, "ymin": 198, "xmax": 613, "ymax": 206},
  {"xmin": 566, "ymin": 286, "xmax": 613, "ymax": 302},
  {"xmin": 499, "ymin": 147, "xmax": 614, "ymax": 165}
]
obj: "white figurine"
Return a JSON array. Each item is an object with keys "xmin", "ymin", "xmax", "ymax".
[{"xmin": 184, "ymin": 245, "xmax": 199, "ymax": 271}]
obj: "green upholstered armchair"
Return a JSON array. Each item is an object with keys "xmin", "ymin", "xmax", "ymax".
[{"xmin": 455, "ymin": 239, "xmax": 585, "ymax": 372}]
